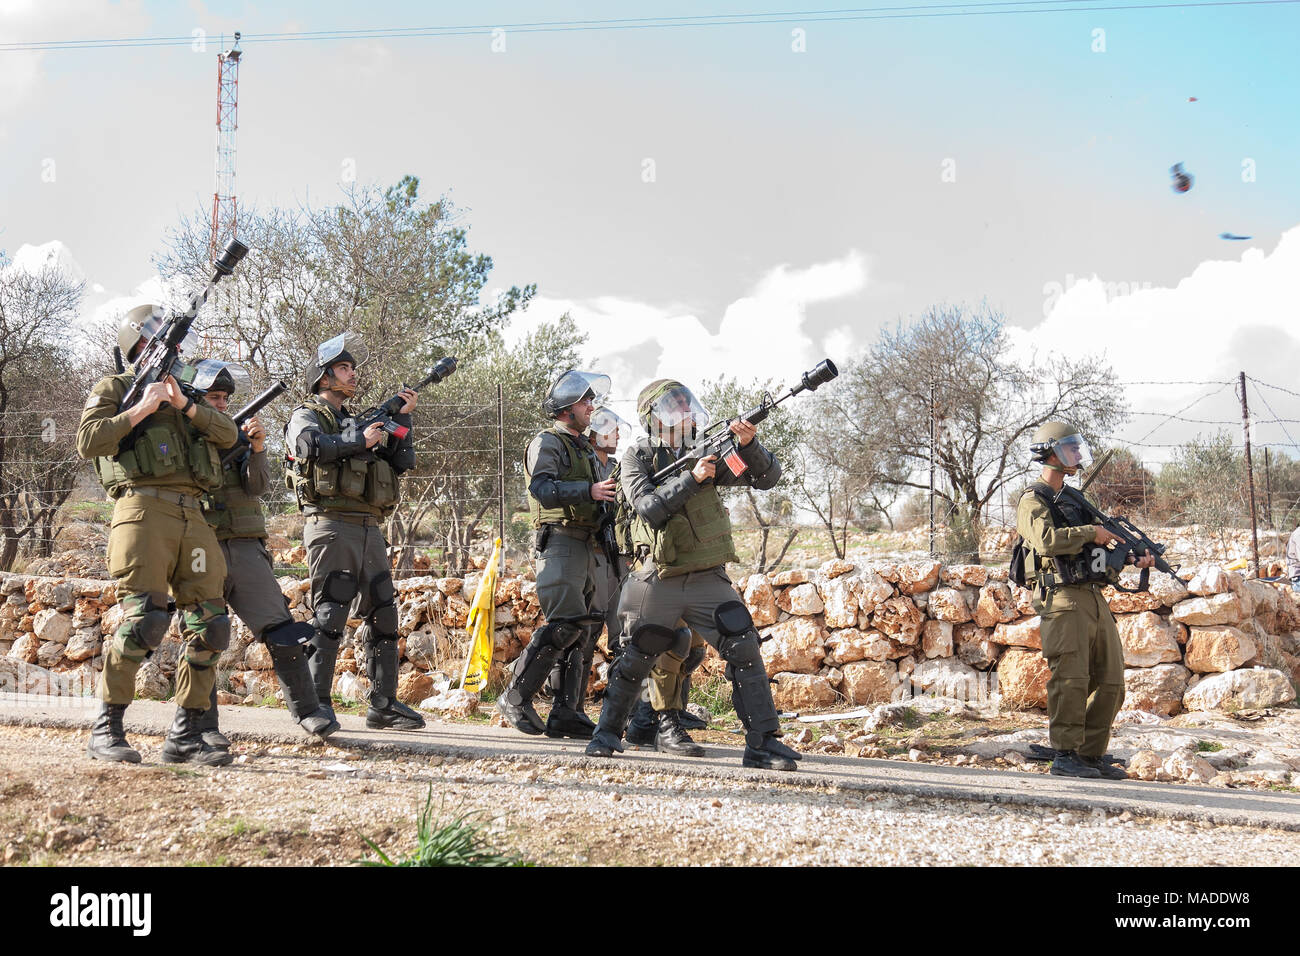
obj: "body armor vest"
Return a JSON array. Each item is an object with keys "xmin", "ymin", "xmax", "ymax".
[
  {"xmin": 1022, "ymin": 482, "xmax": 1110, "ymax": 588},
  {"xmin": 527, "ymin": 427, "xmax": 599, "ymax": 529},
  {"xmin": 284, "ymin": 396, "xmax": 399, "ymax": 518},
  {"xmin": 203, "ymin": 454, "xmax": 268, "ymax": 540},
  {"xmin": 93, "ymin": 373, "xmax": 223, "ymax": 496},
  {"xmin": 629, "ymin": 443, "xmax": 738, "ymax": 577}
]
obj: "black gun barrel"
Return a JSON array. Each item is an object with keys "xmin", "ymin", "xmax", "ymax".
[{"xmin": 233, "ymin": 381, "xmax": 287, "ymax": 426}]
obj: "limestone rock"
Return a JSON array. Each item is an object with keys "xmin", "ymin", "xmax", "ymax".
[
  {"xmin": 397, "ymin": 670, "xmax": 434, "ymax": 705},
  {"xmin": 759, "ymin": 618, "xmax": 827, "ymax": 676},
  {"xmin": 909, "ymin": 657, "xmax": 982, "ymax": 700},
  {"xmin": 100, "ymin": 603, "xmax": 125, "ymax": 638},
  {"xmin": 770, "ymin": 569, "xmax": 810, "ymax": 587},
  {"xmin": 435, "ymin": 577, "xmax": 464, "ymax": 596},
  {"xmin": 1183, "ymin": 626, "xmax": 1256, "ymax": 673},
  {"xmin": 955, "ymin": 622, "xmax": 1001, "ymax": 670},
  {"xmin": 1183, "ymin": 668, "xmax": 1296, "ymax": 712},
  {"xmin": 1103, "ymin": 576, "xmax": 1163, "ymax": 614},
  {"xmin": 405, "ymin": 626, "xmax": 449, "ymax": 670},
  {"xmin": 819, "ymin": 575, "xmax": 861, "ymax": 629},
  {"xmin": 441, "ymin": 593, "xmax": 471, "ymax": 629},
  {"xmin": 974, "ymin": 581, "xmax": 1018, "ymax": 628},
  {"xmin": 243, "ymin": 642, "xmax": 273, "ymax": 671},
  {"xmin": 870, "ymin": 596, "xmax": 925, "ymax": 646},
  {"xmin": 997, "ymin": 648, "xmax": 1051, "ymax": 709},
  {"xmin": 333, "ymin": 671, "xmax": 369, "ymax": 703},
  {"xmin": 71, "ymin": 598, "xmax": 103, "ymax": 630},
  {"xmin": 1148, "ymin": 571, "xmax": 1190, "ymax": 608},
  {"xmin": 134, "ymin": 660, "xmax": 170, "ymax": 700},
  {"xmin": 419, "ymin": 689, "xmax": 479, "ymax": 717},
  {"xmin": 819, "ymin": 558, "xmax": 856, "ymax": 579},
  {"xmin": 743, "ymin": 575, "xmax": 778, "ymax": 627},
  {"xmin": 941, "ymin": 564, "xmax": 989, "ymax": 588},
  {"xmin": 1116, "ymin": 611, "xmax": 1184, "ymax": 667},
  {"xmin": 927, "ymin": 587, "xmax": 973, "ymax": 624},
  {"xmin": 1127, "ymin": 750, "xmax": 1170, "ymax": 782},
  {"xmin": 896, "ymin": 561, "xmax": 941, "ymax": 596},
  {"xmin": 856, "ymin": 572, "xmax": 895, "ymax": 616},
  {"xmin": 32, "ymin": 609, "xmax": 73, "ymax": 645},
  {"xmin": 32, "ymin": 579, "xmax": 75, "ymax": 611},
  {"xmin": 990, "ymin": 616, "xmax": 1042, "ymax": 650},
  {"xmin": 922, "ymin": 620, "xmax": 953, "ymax": 659},
  {"xmin": 1171, "ymin": 593, "xmax": 1245, "ymax": 627},
  {"xmin": 36, "ymin": 641, "xmax": 64, "ymax": 668},
  {"xmin": 1122, "ymin": 663, "xmax": 1191, "ymax": 716},
  {"xmin": 778, "ymin": 582, "xmax": 824, "ymax": 616},
  {"xmin": 840, "ymin": 659, "xmax": 898, "ymax": 706},
  {"xmin": 824, "ymin": 627, "xmax": 890, "ymax": 665},
  {"xmin": 1012, "ymin": 585, "xmax": 1036, "ymax": 616},
  {"xmin": 1162, "ymin": 748, "xmax": 1217, "ymax": 784},
  {"xmin": 1244, "ymin": 581, "xmax": 1281, "ymax": 634},
  {"xmin": 62, "ymin": 628, "xmax": 100, "ymax": 663},
  {"xmin": 8, "ymin": 633, "xmax": 38, "ymax": 664},
  {"xmin": 1187, "ymin": 564, "xmax": 1236, "ymax": 596},
  {"xmin": 771, "ymin": 672, "xmax": 838, "ymax": 711}
]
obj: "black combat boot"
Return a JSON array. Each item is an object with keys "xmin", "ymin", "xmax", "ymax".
[
  {"xmin": 742, "ymin": 730, "xmax": 800, "ymax": 771},
  {"xmin": 307, "ymin": 633, "xmax": 340, "ymax": 724},
  {"xmin": 655, "ymin": 710, "xmax": 705, "ymax": 757},
  {"xmin": 1049, "ymin": 750, "xmax": 1102, "ymax": 778},
  {"xmin": 86, "ymin": 701, "xmax": 142, "ymax": 764},
  {"xmin": 197, "ymin": 684, "xmax": 231, "ymax": 750},
  {"xmin": 267, "ymin": 641, "xmax": 340, "ymax": 738},
  {"xmin": 497, "ymin": 635, "xmax": 562, "ymax": 735},
  {"xmin": 1081, "ymin": 754, "xmax": 1129, "ymax": 780},
  {"xmin": 161, "ymin": 707, "xmax": 234, "ymax": 767},
  {"xmin": 624, "ymin": 698, "xmax": 657, "ymax": 746},
  {"xmin": 545, "ymin": 643, "xmax": 597, "ymax": 739}
]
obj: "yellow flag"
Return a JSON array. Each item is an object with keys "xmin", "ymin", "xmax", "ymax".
[{"xmin": 461, "ymin": 537, "xmax": 501, "ymax": 694}]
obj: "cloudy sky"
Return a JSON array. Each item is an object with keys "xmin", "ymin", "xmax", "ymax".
[{"xmin": 3, "ymin": 0, "xmax": 1298, "ymax": 462}]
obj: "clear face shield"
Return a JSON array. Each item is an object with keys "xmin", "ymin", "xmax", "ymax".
[
  {"xmin": 1051, "ymin": 433, "xmax": 1093, "ymax": 470},
  {"xmin": 549, "ymin": 370, "xmax": 611, "ymax": 413},
  {"xmin": 191, "ymin": 360, "xmax": 252, "ymax": 398},
  {"xmin": 648, "ymin": 385, "xmax": 711, "ymax": 448},
  {"xmin": 316, "ymin": 332, "xmax": 369, "ymax": 370},
  {"xmin": 123, "ymin": 304, "xmax": 198, "ymax": 359},
  {"xmin": 588, "ymin": 407, "xmax": 629, "ymax": 451}
]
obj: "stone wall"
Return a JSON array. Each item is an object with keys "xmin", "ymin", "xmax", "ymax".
[{"xmin": 4, "ymin": 559, "xmax": 1298, "ymax": 718}]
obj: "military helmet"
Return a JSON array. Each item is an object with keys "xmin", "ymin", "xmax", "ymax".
[
  {"xmin": 1030, "ymin": 420, "xmax": 1093, "ymax": 469},
  {"xmin": 117, "ymin": 303, "xmax": 165, "ymax": 362},
  {"xmin": 543, "ymin": 370, "xmax": 610, "ymax": 417},
  {"xmin": 192, "ymin": 359, "xmax": 251, "ymax": 397},
  {"xmin": 588, "ymin": 406, "xmax": 630, "ymax": 450},
  {"xmin": 638, "ymin": 379, "xmax": 710, "ymax": 447},
  {"xmin": 308, "ymin": 331, "xmax": 368, "ymax": 394}
]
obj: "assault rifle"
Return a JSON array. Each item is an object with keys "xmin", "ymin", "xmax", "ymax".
[
  {"xmin": 119, "ymin": 238, "xmax": 249, "ymax": 413},
  {"xmin": 651, "ymin": 359, "xmax": 839, "ymax": 484},
  {"xmin": 354, "ymin": 356, "xmax": 458, "ymax": 441},
  {"xmin": 219, "ymin": 380, "xmax": 288, "ymax": 467}
]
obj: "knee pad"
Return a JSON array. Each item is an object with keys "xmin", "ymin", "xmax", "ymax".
[
  {"xmin": 369, "ymin": 573, "xmax": 396, "ymax": 608},
  {"xmin": 125, "ymin": 597, "xmax": 171, "ymax": 653},
  {"xmin": 536, "ymin": 620, "xmax": 583, "ymax": 651},
  {"xmin": 313, "ymin": 602, "xmax": 350, "ymax": 638},
  {"xmin": 204, "ymin": 614, "xmax": 232, "ymax": 652},
  {"xmin": 264, "ymin": 619, "xmax": 314, "ymax": 648},
  {"xmin": 629, "ymin": 622, "xmax": 679, "ymax": 656},
  {"xmin": 368, "ymin": 578, "xmax": 399, "ymax": 639},
  {"xmin": 320, "ymin": 569, "xmax": 359, "ymax": 607},
  {"xmin": 683, "ymin": 642, "xmax": 707, "ymax": 675}
]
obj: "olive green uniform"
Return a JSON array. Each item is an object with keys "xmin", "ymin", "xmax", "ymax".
[
  {"xmin": 1016, "ymin": 487, "xmax": 1125, "ymax": 758},
  {"xmin": 286, "ymin": 395, "xmax": 420, "ymax": 726},
  {"xmin": 77, "ymin": 374, "xmax": 237, "ymax": 708}
]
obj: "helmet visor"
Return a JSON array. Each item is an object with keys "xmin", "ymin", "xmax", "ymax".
[
  {"xmin": 1051, "ymin": 433, "xmax": 1093, "ymax": 469},
  {"xmin": 316, "ymin": 332, "xmax": 368, "ymax": 370},
  {"xmin": 191, "ymin": 359, "xmax": 251, "ymax": 396},
  {"xmin": 648, "ymin": 385, "xmax": 711, "ymax": 431},
  {"xmin": 549, "ymin": 370, "xmax": 611, "ymax": 412},
  {"xmin": 589, "ymin": 407, "xmax": 629, "ymax": 443}
]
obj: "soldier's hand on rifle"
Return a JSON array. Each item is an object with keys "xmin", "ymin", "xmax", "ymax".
[
  {"xmin": 140, "ymin": 382, "xmax": 172, "ymax": 414},
  {"xmin": 692, "ymin": 455, "xmax": 718, "ymax": 484},
  {"xmin": 363, "ymin": 422, "xmax": 386, "ymax": 448},
  {"xmin": 1093, "ymin": 527, "xmax": 1120, "ymax": 547},
  {"xmin": 163, "ymin": 375, "xmax": 190, "ymax": 413},
  {"xmin": 397, "ymin": 387, "xmax": 418, "ymax": 414},
  {"xmin": 590, "ymin": 476, "xmax": 618, "ymax": 502},
  {"xmin": 243, "ymin": 415, "xmax": 266, "ymax": 453},
  {"xmin": 729, "ymin": 419, "xmax": 757, "ymax": 446},
  {"xmin": 1132, "ymin": 550, "xmax": 1156, "ymax": 569}
]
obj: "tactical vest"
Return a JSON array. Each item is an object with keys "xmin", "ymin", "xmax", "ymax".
[
  {"xmin": 527, "ymin": 428, "xmax": 599, "ymax": 529},
  {"xmin": 203, "ymin": 453, "xmax": 268, "ymax": 540},
  {"xmin": 284, "ymin": 396, "xmax": 400, "ymax": 518},
  {"xmin": 629, "ymin": 443, "xmax": 738, "ymax": 577},
  {"xmin": 1016, "ymin": 482, "xmax": 1110, "ymax": 589},
  {"xmin": 93, "ymin": 374, "xmax": 223, "ymax": 496},
  {"xmin": 608, "ymin": 461, "xmax": 635, "ymax": 555}
]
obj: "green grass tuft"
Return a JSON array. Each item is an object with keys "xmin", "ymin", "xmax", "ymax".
[{"xmin": 355, "ymin": 787, "xmax": 532, "ymax": 867}]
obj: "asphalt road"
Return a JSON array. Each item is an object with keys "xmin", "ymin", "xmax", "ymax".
[{"xmin": 3, "ymin": 693, "xmax": 1299, "ymax": 830}]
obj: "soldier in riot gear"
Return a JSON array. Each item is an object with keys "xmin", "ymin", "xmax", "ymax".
[
  {"xmin": 1019, "ymin": 421, "xmax": 1153, "ymax": 779},
  {"xmin": 498, "ymin": 371, "xmax": 617, "ymax": 739},
  {"xmin": 285, "ymin": 333, "xmax": 424, "ymax": 731},
  {"xmin": 585, "ymin": 379, "xmax": 802, "ymax": 770},
  {"xmin": 191, "ymin": 360, "xmax": 340, "ymax": 746},
  {"xmin": 76, "ymin": 306, "xmax": 239, "ymax": 766}
]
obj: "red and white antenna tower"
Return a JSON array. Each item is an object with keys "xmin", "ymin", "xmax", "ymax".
[{"xmin": 210, "ymin": 31, "xmax": 242, "ymax": 261}]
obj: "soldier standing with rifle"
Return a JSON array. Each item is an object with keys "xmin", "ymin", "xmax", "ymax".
[
  {"xmin": 77, "ymin": 307, "xmax": 239, "ymax": 766},
  {"xmin": 585, "ymin": 377, "xmax": 808, "ymax": 770},
  {"xmin": 192, "ymin": 360, "xmax": 339, "ymax": 746},
  {"xmin": 284, "ymin": 333, "xmax": 428, "ymax": 731},
  {"xmin": 1017, "ymin": 422, "xmax": 1155, "ymax": 779},
  {"xmin": 498, "ymin": 370, "xmax": 616, "ymax": 739}
]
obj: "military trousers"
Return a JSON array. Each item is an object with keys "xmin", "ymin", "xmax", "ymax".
[
  {"xmin": 1035, "ymin": 583, "xmax": 1125, "ymax": 757},
  {"xmin": 536, "ymin": 528, "xmax": 599, "ymax": 623},
  {"xmin": 219, "ymin": 537, "xmax": 293, "ymax": 638},
  {"xmin": 303, "ymin": 513, "xmax": 396, "ymax": 647},
  {"xmin": 649, "ymin": 626, "xmax": 707, "ymax": 711},
  {"xmin": 101, "ymin": 490, "xmax": 228, "ymax": 709},
  {"xmin": 616, "ymin": 564, "xmax": 744, "ymax": 657}
]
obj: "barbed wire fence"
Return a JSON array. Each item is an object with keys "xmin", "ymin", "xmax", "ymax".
[{"xmin": 5, "ymin": 373, "xmax": 1300, "ymax": 576}]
